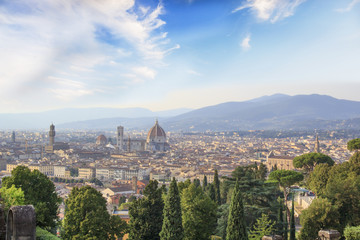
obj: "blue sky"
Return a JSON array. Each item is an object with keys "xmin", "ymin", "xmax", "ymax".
[{"xmin": 0, "ymin": 0, "xmax": 359, "ymax": 113}]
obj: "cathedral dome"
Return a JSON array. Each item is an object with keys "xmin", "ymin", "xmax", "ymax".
[
  {"xmin": 96, "ymin": 134, "xmax": 108, "ymax": 145},
  {"xmin": 146, "ymin": 120, "xmax": 166, "ymax": 143}
]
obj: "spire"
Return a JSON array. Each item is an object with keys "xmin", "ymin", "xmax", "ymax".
[{"xmin": 314, "ymin": 133, "xmax": 320, "ymax": 153}]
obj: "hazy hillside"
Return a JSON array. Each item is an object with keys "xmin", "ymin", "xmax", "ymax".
[
  {"xmin": 163, "ymin": 94, "xmax": 360, "ymax": 131},
  {"xmin": 3, "ymin": 94, "xmax": 360, "ymax": 131},
  {"xmin": 0, "ymin": 107, "xmax": 191, "ymax": 130}
]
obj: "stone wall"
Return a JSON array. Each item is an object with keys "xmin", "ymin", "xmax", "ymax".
[{"xmin": 0, "ymin": 205, "xmax": 36, "ymax": 240}]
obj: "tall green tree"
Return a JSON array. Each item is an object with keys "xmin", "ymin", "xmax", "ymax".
[
  {"xmin": 203, "ymin": 175, "xmax": 208, "ymax": 191},
  {"xmin": 273, "ymin": 164, "xmax": 278, "ymax": 171},
  {"xmin": 182, "ymin": 183, "xmax": 217, "ymax": 240},
  {"xmin": 178, "ymin": 179, "xmax": 191, "ymax": 193},
  {"xmin": 213, "ymin": 169, "xmax": 221, "ymax": 205},
  {"xmin": 160, "ymin": 178, "xmax": 183, "ymax": 240},
  {"xmin": 277, "ymin": 197, "xmax": 287, "ymax": 239},
  {"xmin": 0, "ymin": 185, "xmax": 25, "ymax": 214},
  {"xmin": 193, "ymin": 179, "xmax": 201, "ymax": 188},
  {"xmin": 347, "ymin": 138, "xmax": 360, "ymax": 151},
  {"xmin": 63, "ymin": 185, "xmax": 127, "ymax": 239},
  {"xmin": 324, "ymin": 161, "xmax": 360, "ymax": 231},
  {"xmin": 293, "ymin": 153, "xmax": 334, "ymax": 174},
  {"xmin": 289, "ymin": 197, "xmax": 295, "ymax": 240},
  {"xmin": 2, "ymin": 166, "xmax": 61, "ymax": 229},
  {"xmin": 269, "ymin": 170, "xmax": 303, "ymax": 221},
  {"xmin": 249, "ymin": 214, "xmax": 276, "ymax": 240},
  {"xmin": 89, "ymin": 177, "xmax": 104, "ymax": 187},
  {"xmin": 305, "ymin": 153, "xmax": 360, "ymax": 234},
  {"xmin": 215, "ymin": 204, "xmax": 229, "ymax": 240},
  {"xmin": 128, "ymin": 180, "xmax": 164, "ymax": 240},
  {"xmin": 299, "ymin": 198, "xmax": 339, "ymax": 240},
  {"xmin": 344, "ymin": 226, "xmax": 360, "ymax": 240},
  {"xmin": 256, "ymin": 163, "xmax": 267, "ymax": 180},
  {"xmin": 306, "ymin": 164, "xmax": 332, "ymax": 197},
  {"xmin": 226, "ymin": 180, "xmax": 248, "ymax": 240},
  {"xmin": 284, "ymin": 213, "xmax": 288, "ymax": 240},
  {"xmin": 209, "ymin": 184, "xmax": 216, "ymax": 202},
  {"xmin": 222, "ymin": 165, "xmax": 280, "ymax": 227}
]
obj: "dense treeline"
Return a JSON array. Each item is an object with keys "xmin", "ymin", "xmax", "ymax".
[
  {"xmin": 299, "ymin": 140, "xmax": 360, "ymax": 240},
  {"xmin": 1, "ymin": 166, "xmax": 61, "ymax": 230}
]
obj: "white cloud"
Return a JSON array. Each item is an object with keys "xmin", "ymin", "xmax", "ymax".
[
  {"xmin": 336, "ymin": 0, "xmax": 360, "ymax": 12},
  {"xmin": 0, "ymin": 0, "xmax": 178, "ymax": 110},
  {"xmin": 187, "ymin": 70, "xmax": 202, "ymax": 76},
  {"xmin": 233, "ymin": 0, "xmax": 307, "ymax": 23},
  {"xmin": 241, "ymin": 35, "xmax": 251, "ymax": 51},
  {"xmin": 48, "ymin": 76, "xmax": 94, "ymax": 101},
  {"xmin": 132, "ymin": 66, "xmax": 157, "ymax": 79}
]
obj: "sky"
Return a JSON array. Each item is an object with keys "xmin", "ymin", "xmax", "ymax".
[{"xmin": 0, "ymin": 0, "xmax": 359, "ymax": 113}]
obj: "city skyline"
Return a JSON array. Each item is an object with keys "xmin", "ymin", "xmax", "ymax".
[{"xmin": 1, "ymin": 0, "xmax": 359, "ymax": 113}]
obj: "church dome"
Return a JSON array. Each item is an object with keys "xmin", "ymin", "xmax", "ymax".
[
  {"xmin": 146, "ymin": 120, "xmax": 166, "ymax": 143},
  {"xmin": 96, "ymin": 134, "xmax": 108, "ymax": 145}
]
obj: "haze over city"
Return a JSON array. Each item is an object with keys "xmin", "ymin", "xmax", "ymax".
[{"xmin": 1, "ymin": 0, "xmax": 360, "ymax": 113}]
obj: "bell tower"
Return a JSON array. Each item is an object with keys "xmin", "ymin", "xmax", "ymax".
[
  {"xmin": 49, "ymin": 124, "xmax": 55, "ymax": 146},
  {"xmin": 314, "ymin": 134, "xmax": 320, "ymax": 153}
]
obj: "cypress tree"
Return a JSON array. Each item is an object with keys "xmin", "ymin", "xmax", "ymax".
[
  {"xmin": 203, "ymin": 175, "xmax": 208, "ymax": 191},
  {"xmin": 284, "ymin": 210, "xmax": 288, "ymax": 240},
  {"xmin": 273, "ymin": 164, "xmax": 278, "ymax": 171},
  {"xmin": 214, "ymin": 169, "xmax": 221, "ymax": 205},
  {"xmin": 290, "ymin": 197, "xmax": 296, "ymax": 240},
  {"xmin": 277, "ymin": 198, "xmax": 284, "ymax": 236},
  {"xmin": 226, "ymin": 180, "xmax": 248, "ymax": 240},
  {"xmin": 209, "ymin": 183, "xmax": 216, "ymax": 202},
  {"xmin": 160, "ymin": 178, "xmax": 183, "ymax": 240},
  {"xmin": 193, "ymin": 178, "xmax": 201, "ymax": 187}
]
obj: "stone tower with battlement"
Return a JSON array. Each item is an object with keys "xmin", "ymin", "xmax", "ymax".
[
  {"xmin": 49, "ymin": 124, "xmax": 55, "ymax": 146},
  {"xmin": 117, "ymin": 126, "xmax": 124, "ymax": 153}
]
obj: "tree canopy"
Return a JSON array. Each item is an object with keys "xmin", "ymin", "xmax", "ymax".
[
  {"xmin": 299, "ymin": 198, "xmax": 340, "ymax": 240},
  {"xmin": 226, "ymin": 180, "xmax": 248, "ymax": 240},
  {"xmin": 293, "ymin": 153, "xmax": 334, "ymax": 173},
  {"xmin": 347, "ymin": 138, "xmax": 360, "ymax": 151},
  {"xmin": 222, "ymin": 165, "xmax": 280, "ymax": 227},
  {"xmin": 0, "ymin": 185, "xmax": 25, "ymax": 214},
  {"xmin": 269, "ymin": 170, "xmax": 303, "ymax": 221},
  {"xmin": 160, "ymin": 178, "xmax": 183, "ymax": 240},
  {"xmin": 305, "ymin": 152, "xmax": 360, "ymax": 234},
  {"xmin": 89, "ymin": 177, "xmax": 104, "ymax": 187},
  {"xmin": 182, "ymin": 183, "xmax": 217, "ymax": 240},
  {"xmin": 213, "ymin": 169, "xmax": 221, "ymax": 205},
  {"xmin": 269, "ymin": 170, "xmax": 303, "ymax": 189},
  {"xmin": 344, "ymin": 226, "xmax": 360, "ymax": 240},
  {"xmin": 128, "ymin": 180, "xmax": 164, "ymax": 240},
  {"xmin": 324, "ymin": 162, "xmax": 360, "ymax": 230},
  {"xmin": 63, "ymin": 185, "xmax": 127, "ymax": 240},
  {"xmin": 306, "ymin": 163, "xmax": 332, "ymax": 196},
  {"xmin": 2, "ymin": 166, "xmax": 61, "ymax": 229},
  {"xmin": 249, "ymin": 214, "xmax": 276, "ymax": 240}
]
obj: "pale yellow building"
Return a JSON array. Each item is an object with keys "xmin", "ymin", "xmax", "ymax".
[
  {"xmin": 266, "ymin": 151, "xmax": 295, "ymax": 170},
  {"xmin": 79, "ymin": 167, "xmax": 95, "ymax": 179},
  {"xmin": 54, "ymin": 166, "xmax": 66, "ymax": 178},
  {"xmin": 6, "ymin": 163, "xmax": 20, "ymax": 173}
]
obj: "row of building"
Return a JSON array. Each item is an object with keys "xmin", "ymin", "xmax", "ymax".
[{"xmin": 6, "ymin": 163, "xmax": 149, "ymax": 181}]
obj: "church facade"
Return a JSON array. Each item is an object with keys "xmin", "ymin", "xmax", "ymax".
[{"xmin": 116, "ymin": 120, "xmax": 169, "ymax": 152}]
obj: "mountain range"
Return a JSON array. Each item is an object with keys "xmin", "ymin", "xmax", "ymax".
[
  {"xmin": 0, "ymin": 107, "xmax": 191, "ymax": 130},
  {"xmin": 163, "ymin": 94, "xmax": 360, "ymax": 131},
  {"xmin": 2, "ymin": 94, "xmax": 360, "ymax": 131}
]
